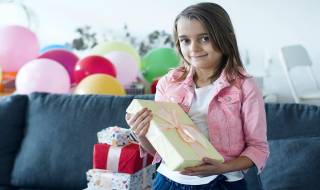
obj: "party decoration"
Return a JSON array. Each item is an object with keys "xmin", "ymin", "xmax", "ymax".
[
  {"xmin": 0, "ymin": 25, "xmax": 39, "ymax": 72},
  {"xmin": 105, "ymin": 51, "xmax": 138, "ymax": 86},
  {"xmin": 38, "ymin": 49, "xmax": 78, "ymax": 83},
  {"xmin": 73, "ymin": 55, "xmax": 116, "ymax": 84},
  {"xmin": 0, "ymin": 65, "xmax": 2, "ymax": 84},
  {"xmin": 74, "ymin": 74, "xmax": 125, "ymax": 95},
  {"xmin": 15, "ymin": 58, "xmax": 70, "ymax": 94},
  {"xmin": 91, "ymin": 41, "xmax": 140, "ymax": 64},
  {"xmin": 0, "ymin": 65, "xmax": 2, "ymax": 92},
  {"xmin": 140, "ymin": 48, "xmax": 180, "ymax": 83},
  {"xmin": 40, "ymin": 44, "xmax": 72, "ymax": 54}
]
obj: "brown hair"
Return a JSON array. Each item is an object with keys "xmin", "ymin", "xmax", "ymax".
[{"xmin": 173, "ymin": 2, "xmax": 246, "ymax": 83}]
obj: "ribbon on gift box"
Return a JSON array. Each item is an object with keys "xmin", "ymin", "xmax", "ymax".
[
  {"xmin": 153, "ymin": 106, "xmax": 210, "ymax": 159},
  {"xmin": 106, "ymin": 146, "xmax": 122, "ymax": 172},
  {"xmin": 105, "ymin": 144, "xmax": 149, "ymax": 173}
]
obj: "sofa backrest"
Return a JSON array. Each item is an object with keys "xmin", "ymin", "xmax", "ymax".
[
  {"xmin": 2, "ymin": 93, "xmax": 320, "ymax": 190},
  {"xmin": 261, "ymin": 103, "xmax": 320, "ymax": 190},
  {"xmin": 0, "ymin": 95, "xmax": 28, "ymax": 188},
  {"xmin": 10, "ymin": 93, "xmax": 153, "ymax": 189},
  {"xmin": 265, "ymin": 103, "xmax": 320, "ymax": 140}
]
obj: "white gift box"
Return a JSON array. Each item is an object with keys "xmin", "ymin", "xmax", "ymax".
[{"xmin": 85, "ymin": 164, "xmax": 155, "ymax": 190}]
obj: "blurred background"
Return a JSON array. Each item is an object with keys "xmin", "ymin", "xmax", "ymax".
[{"xmin": 1, "ymin": 0, "xmax": 320, "ymax": 104}]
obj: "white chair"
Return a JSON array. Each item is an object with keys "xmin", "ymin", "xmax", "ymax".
[{"xmin": 279, "ymin": 44, "xmax": 320, "ymax": 104}]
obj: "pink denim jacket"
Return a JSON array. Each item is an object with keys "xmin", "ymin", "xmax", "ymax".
[{"xmin": 152, "ymin": 66, "xmax": 269, "ymax": 173}]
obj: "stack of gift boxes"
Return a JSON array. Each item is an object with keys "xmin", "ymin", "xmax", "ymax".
[
  {"xmin": 85, "ymin": 99, "xmax": 225, "ymax": 190},
  {"xmin": 84, "ymin": 126, "xmax": 155, "ymax": 190}
]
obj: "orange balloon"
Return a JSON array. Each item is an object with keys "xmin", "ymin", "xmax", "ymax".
[
  {"xmin": 74, "ymin": 74, "xmax": 126, "ymax": 95},
  {"xmin": 0, "ymin": 83, "xmax": 3, "ymax": 92}
]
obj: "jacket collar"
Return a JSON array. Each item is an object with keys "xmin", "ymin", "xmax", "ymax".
[{"xmin": 182, "ymin": 66, "xmax": 231, "ymax": 89}]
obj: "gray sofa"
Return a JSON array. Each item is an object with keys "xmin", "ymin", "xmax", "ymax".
[{"xmin": 0, "ymin": 93, "xmax": 319, "ymax": 190}]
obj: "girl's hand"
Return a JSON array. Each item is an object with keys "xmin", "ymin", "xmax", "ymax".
[
  {"xmin": 180, "ymin": 157, "xmax": 229, "ymax": 177},
  {"xmin": 125, "ymin": 108, "xmax": 153, "ymax": 139}
]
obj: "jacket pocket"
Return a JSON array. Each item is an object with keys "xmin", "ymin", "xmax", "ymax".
[
  {"xmin": 217, "ymin": 93, "xmax": 243, "ymax": 154},
  {"xmin": 217, "ymin": 93, "xmax": 240, "ymax": 104},
  {"xmin": 217, "ymin": 93, "xmax": 241, "ymax": 114}
]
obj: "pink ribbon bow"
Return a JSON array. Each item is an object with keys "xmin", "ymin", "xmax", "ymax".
[{"xmin": 154, "ymin": 106, "xmax": 210, "ymax": 160}]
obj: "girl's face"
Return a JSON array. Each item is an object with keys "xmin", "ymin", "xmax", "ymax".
[{"xmin": 177, "ymin": 17, "xmax": 222, "ymax": 72}]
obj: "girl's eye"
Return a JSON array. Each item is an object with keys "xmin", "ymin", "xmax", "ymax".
[
  {"xmin": 201, "ymin": 36, "xmax": 210, "ymax": 43},
  {"xmin": 179, "ymin": 38, "xmax": 190, "ymax": 45}
]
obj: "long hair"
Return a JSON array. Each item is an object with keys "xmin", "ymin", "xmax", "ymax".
[{"xmin": 173, "ymin": 2, "xmax": 246, "ymax": 83}]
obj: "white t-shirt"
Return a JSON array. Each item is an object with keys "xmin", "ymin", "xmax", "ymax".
[{"xmin": 157, "ymin": 82, "xmax": 244, "ymax": 185}]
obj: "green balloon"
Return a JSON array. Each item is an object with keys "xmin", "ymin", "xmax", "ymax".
[
  {"xmin": 91, "ymin": 41, "xmax": 140, "ymax": 64},
  {"xmin": 141, "ymin": 48, "xmax": 180, "ymax": 83}
]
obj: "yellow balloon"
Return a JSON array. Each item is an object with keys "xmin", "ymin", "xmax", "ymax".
[
  {"xmin": 74, "ymin": 74, "xmax": 126, "ymax": 95},
  {"xmin": 91, "ymin": 41, "xmax": 140, "ymax": 64}
]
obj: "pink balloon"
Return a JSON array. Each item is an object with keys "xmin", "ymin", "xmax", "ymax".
[
  {"xmin": 38, "ymin": 49, "xmax": 78, "ymax": 84},
  {"xmin": 105, "ymin": 51, "xmax": 139, "ymax": 86},
  {"xmin": 0, "ymin": 25, "xmax": 40, "ymax": 72},
  {"xmin": 15, "ymin": 58, "xmax": 71, "ymax": 94}
]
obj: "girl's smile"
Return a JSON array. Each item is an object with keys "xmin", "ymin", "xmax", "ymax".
[{"xmin": 177, "ymin": 17, "xmax": 223, "ymax": 75}]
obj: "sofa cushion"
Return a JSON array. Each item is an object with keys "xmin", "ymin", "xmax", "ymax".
[
  {"xmin": 265, "ymin": 103, "xmax": 320, "ymax": 140},
  {"xmin": 260, "ymin": 137, "xmax": 320, "ymax": 190},
  {"xmin": 11, "ymin": 93, "xmax": 139, "ymax": 189},
  {"xmin": 0, "ymin": 95, "xmax": 28, "ymax": 186}
]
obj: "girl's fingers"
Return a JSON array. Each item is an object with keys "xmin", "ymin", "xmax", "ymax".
[
  {"xmin": 134, "ymin": 118, "xmax": 149, "ymax": 134},
  {"xmin": 129, "ymin": 108, "xmax": 149, "ymax": 125},
  {"xmin": 134, "ymin": 109, "xmax": 151, "ymax": 125},
  {"xmin": 130, "ymin": 108, "xmax": 147, "ymax": 123},
  {"xmin": 126, "ymin": 108, "xmax": 147, "ymax": 126},
  {"xmin": 134, "ymin": 115, "xmax": 152, "ymax": 137}
]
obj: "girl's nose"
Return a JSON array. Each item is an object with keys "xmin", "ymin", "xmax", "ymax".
[{"xmin": 190, "ymin": 41, "xmax": 201, "ymax": 52}]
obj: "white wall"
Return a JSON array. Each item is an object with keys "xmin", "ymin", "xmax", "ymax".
[{"xmin": 1, "ymin": 0, "xmax": 320, "ymax": 102}]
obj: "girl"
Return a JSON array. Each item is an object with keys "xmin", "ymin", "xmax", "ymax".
[{"xmin": 126, "ymin": 2, "xmax": 269, "ymax": 190}]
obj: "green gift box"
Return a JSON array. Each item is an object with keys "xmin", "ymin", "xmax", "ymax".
[{"xmin": 126, "ymin": 99, "xmax": 224, "ymax": 171}]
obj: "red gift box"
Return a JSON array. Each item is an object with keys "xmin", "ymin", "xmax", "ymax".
[{"xmin": 93, "ymin": 143, "xmax": 153, "ymax": 174}]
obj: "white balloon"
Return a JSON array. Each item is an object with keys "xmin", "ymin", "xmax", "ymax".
[
  {"xmin": 15, "ymin": 58, "xmax": 71, "ymax": 94},
  {"xmin": 105, "ymin": 51, "xmax": 139, "ymax": 86}
]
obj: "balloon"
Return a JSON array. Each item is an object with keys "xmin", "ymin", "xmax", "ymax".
[
  {"xmin": 74, "ymin": 74, "xmax": 125, "ymax": 95},
  {"xmin": 73, "ymin": 55, "xmax": 116, "ymax": 84},
  {"xmin": 15, "ymin": 58, "xmax": 70, "ymax": 94},
  {"xmin": 150, "ymin": 79, "xmax": 159, "ymax": 94},
  {"xmin": 141, "ymin": 48, "xmax": 180, "ymax": 83},
  {"xmin": 40, "ymin": 44, "xmax": 72, "ymax": 54},
  {"xmin": 91, "ymin": 41, "xmax": 140, "ymax": 64},
  {"xmin": 105, "ymin": 51, "xmax": 139, "ymax": 86},
  {"xmin": 0, "ymin": 65, "xmax": 2, "ymax": 92},
  {"xmin": 0, "ymin": 65, "xmax": 2, "ymax": 83},
  {"xmin": 0, "ymin": 25, "xmax": 39, "ymax": 72},
  {"xmin": 38, "ymin": 49, "xmax": 79, "ymax": 84}
]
